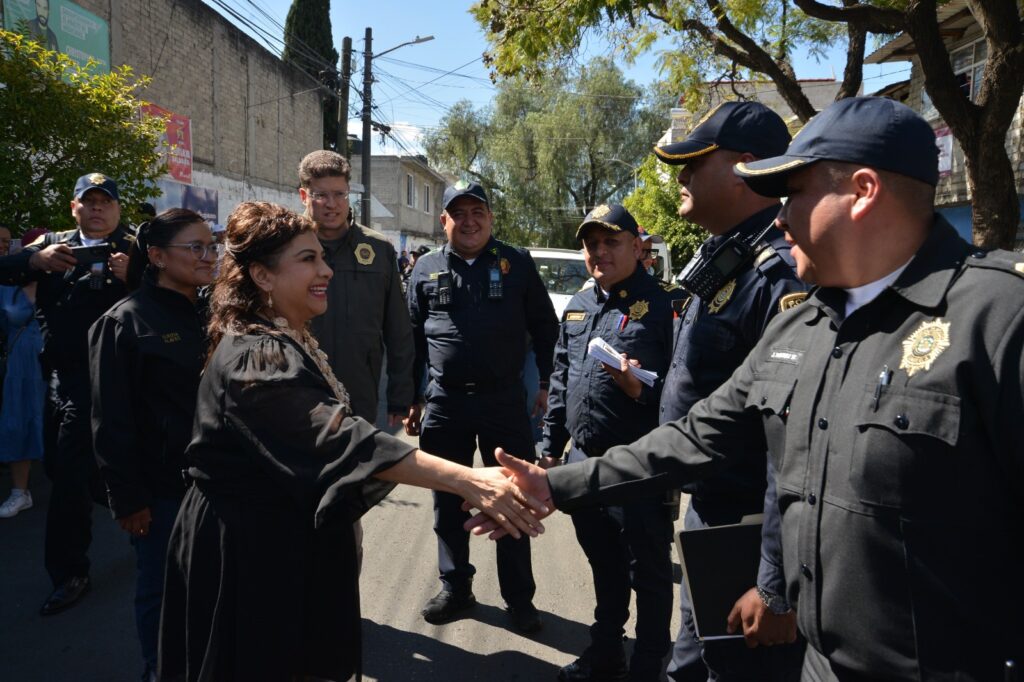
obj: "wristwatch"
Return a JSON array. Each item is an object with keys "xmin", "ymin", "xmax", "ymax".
[{"xmin": 756, "ymin": 586, "xmax": 792, "ymax": 615}]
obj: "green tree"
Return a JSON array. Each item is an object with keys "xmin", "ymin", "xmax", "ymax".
[
  {"xmin": 282, "ymin": 0, "xmax": 339, "ymax": 151},
  {"xmin": 473, "ymin": 0, "xmax": 1024, "ymax": 249},
  {"xmin": 424, "ymin": 57, "xmax": 669, "ymax": 248},
  {"xmin": 623, "ymin": 155, "xmax": 706, "ymax": 265},
  {"xmin": 0, "ymin": 29, "xmax": 165, "ymax": 234}
]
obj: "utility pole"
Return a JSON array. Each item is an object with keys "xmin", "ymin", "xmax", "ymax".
[
  {"xmin": 337, "ymin": 36, "xmax": 352, "ymax": 157},
  {"xmin": 360, "ymin": 27, "xmax": 373, "ymax": 226}
]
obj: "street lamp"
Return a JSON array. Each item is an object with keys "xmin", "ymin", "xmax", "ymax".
[
  {"xmin": 605, "ymin": 157, "xmax": 639, "ymax": 192},
  {"xmin": 360, "ymin": 31, "xmax": 435, "ymax": 224}
]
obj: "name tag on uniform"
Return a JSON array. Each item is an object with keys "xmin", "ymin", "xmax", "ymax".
[
  {"xmin": 162, "ymin": 333, "xmax": 181, "ymax": 343},
  {"xmin": 565, "ymin": 311, "xmax": 586, "ymax": 322},
  {"xmin": 768, "ymin": 348, "xmax": 803, "ymax": 364}
]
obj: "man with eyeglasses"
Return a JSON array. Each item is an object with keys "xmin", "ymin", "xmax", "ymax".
[
  {"xmin": 298, "ymin": 150, "xmax": 415, "ymax": 428},
  {"xmin": 0, "ymin": 172, "xmax": 135, "ymax": 616}
]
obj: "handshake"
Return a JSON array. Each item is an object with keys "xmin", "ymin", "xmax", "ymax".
[{"xmin": 459, "ymin": 449, "xmax": 555, "ymax": 540}]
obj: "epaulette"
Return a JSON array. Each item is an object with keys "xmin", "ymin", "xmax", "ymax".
[
  {"xmin": 753, "ymin": 242, "xmax": 778, "ymax": 270},
  {"xmin": 51, "ymin": 229, "xmax": 77, "ymax": 244},
  {"xmin": 963, "ymin": 248, "xmax": 1024, "ymax": 279}
]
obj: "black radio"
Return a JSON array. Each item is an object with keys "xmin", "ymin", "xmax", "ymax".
[{"xmin": 680, "ymin": 223, "xmax": 773, "ymax": 300}]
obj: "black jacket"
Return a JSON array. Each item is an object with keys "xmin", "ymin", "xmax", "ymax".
[
  {"xmin": 549, "ymin": 218, "xmax": 1024, "ymax": 680},
  {"xmin": 542, "ymin": 265, "xmax": 683, "ymax": 460},
  {"xmin": 88, "ymin": 275, "xmax": 208, "ymax": 517},
  {"xmin": 407, "ymin": 238, "xmax": 558, "ymax": 397},
  {"xmin": 0, "ymin": 226, "xmax": 134, "ymax": 373}
]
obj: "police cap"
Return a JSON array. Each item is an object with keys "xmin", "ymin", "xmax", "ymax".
[
  {"xmin": 442, "ymin": 181, "xmax": 489, "ymax": 211},
  {"xmin": 654, "ymin": 101, "xmax": 790, "ymax": 165},
  {"xmin": 74, "ymin": 173, "xmax": 120, "ymax": 201},
  {"xmin": 734, "ymin": 96, "xmax": 940, "ymax": 197},
  {"xmin": 576, "ymin": 204, "xmax": 639, "ymax": 241}
]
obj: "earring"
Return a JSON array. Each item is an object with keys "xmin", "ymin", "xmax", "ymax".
[
  {"xmin": 267, "ymin": 293, "xmax": 274, "ymax": 310},
  {"xmin": 156, "ymin": 262, "xmax": 166, "ymax": 269}
]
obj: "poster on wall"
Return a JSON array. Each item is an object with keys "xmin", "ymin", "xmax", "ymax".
[
  {"xmin": 3, "ymin": 0, "xmax": 110, "ymax": 72},
  {"xmin": 935, "ymin": 126, "xmax": 954, "ymax": 178},
  {"xmin": 154, "ymin": 178, "xmax": 218, "ymax": 225},
  {"xmin": 141, "ymin": 103, "xmax": 193, "ymax": 185}
]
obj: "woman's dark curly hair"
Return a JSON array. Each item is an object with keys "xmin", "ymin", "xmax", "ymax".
[{"xmin": 207, "ymin": 201, "xmax": 316, "ymax": 356}]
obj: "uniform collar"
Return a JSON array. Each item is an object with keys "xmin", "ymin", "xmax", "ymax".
[
  {"xmin": 442, "ymin": 236, "xmax": 500, "ymax": 264},
  {"xmin": 141, "ymin": 271, "xmax": 201, "ymax": 312},
  {"xmin": 807, "ymin": 215, "xmax": 967, "ymax": 322},
  {"xmin": 592, "ymin": 263, "xmax": 645, "ymax": 304},
  {"xmin": 704, "ymin": 204, "xmax": 782, "ymax": 253}
]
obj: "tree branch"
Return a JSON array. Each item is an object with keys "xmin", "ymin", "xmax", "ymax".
[
  {"xmin": 791, "ymin": 0, "xmax": 903, "ymax": 33},
  {"xmin": 836, "ymin": 0, "xmax": 866, "ymax": 100}
]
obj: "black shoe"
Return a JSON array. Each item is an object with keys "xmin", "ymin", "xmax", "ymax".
[
  {"xmin": 40, "ymin": 576, "xmax": 91, "ymax": 616},
  {"xmin": 421, "ymin": 589, "xmax": 476, "ymax": 624},
  {"xmin": 506, "ymin": 602, "xmax": 543, "ymax": 634},
  {"xmin": 558, "ymin": 647, "xmax": 628, "ymax": 682}
]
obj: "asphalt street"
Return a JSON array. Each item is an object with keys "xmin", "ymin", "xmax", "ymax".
[{"xmin": 0, "ymin": 420, "xmax": 685, "ymax": 681}]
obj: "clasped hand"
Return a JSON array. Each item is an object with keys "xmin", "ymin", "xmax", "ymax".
[{"xmin": 462, "ymin": 449, "xmax": 555, "ymax": 540}]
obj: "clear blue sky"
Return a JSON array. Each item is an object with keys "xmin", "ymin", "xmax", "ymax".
[{"xmin": 203, "ymin": 0, "xmax": 911, "ymax": 154}]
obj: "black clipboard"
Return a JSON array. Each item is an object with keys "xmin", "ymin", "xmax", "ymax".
[{"xmin": 675, "ymin": 514, "xmax": 763, "ymax": 640}]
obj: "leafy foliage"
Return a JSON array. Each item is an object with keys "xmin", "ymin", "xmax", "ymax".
[
  {"xmin": 282, "ymin": 0, "xmax": 339, "ymax": 150},
  {"xmin": 0, "ymin": 29, "xmax": 165, "ymax": 234},
  {"xmin": 424, "ymin": 57, "xmax": 669, "ymax": 248},
  {"xmin": 623, "ymin": 155, "xmax": 705, "ymax": 265}
]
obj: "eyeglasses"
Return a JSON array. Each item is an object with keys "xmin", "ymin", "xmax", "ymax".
[
  {"xmin": 308, "ymin": 191, "xmax": 349, "ymax": 204},
  {"xmin": 166, "ymin": 242, "xmax": 223, "ymax": 260}
]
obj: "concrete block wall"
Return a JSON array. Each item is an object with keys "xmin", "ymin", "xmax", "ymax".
[{"xmin": 76, "ymin": 0, "xmax": 322, "ymax": 197}]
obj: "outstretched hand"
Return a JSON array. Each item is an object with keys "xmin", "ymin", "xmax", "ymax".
[
  {"xmin": 464, "ymin": 448, "xmax": 555, "ymax": 540},
  {"xmin": 457, "ymin": 462, "xmax": 550, "ymax": 540}
]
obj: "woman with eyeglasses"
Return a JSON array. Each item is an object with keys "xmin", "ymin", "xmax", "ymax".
[{"xmin": 87, "ymin": 208, "xmax": 217, "ymax": 682}]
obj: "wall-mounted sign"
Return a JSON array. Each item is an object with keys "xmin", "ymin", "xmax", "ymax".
[
  {"xmin": 3, "ymin": 0, "xmax": 110, "ymax": 72},
  {"xmin": 142, "ymin": 103, "xmax": 193, "ymax": 185}
]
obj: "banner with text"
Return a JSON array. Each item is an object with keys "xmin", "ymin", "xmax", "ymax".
[{"xmin": 142, "ymin": 103, "xmax": 194, "ymax": 185}]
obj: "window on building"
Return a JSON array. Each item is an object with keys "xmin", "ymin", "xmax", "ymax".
[
  {"xmin": 921, "ymin": 37, "xmax": 987, "ymax": 119},
  {"xmin": 423, "ymin": 183, "xmax": 431, "ymax": 213},
  {"xmin": 406, "ymin": 174, "xmax": 416, "ymax": 207}
]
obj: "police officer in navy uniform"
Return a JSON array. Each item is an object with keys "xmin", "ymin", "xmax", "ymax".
[
  {"xmin": 489, "ymin": 96, "xmax": 1023, "ymax": 682},
  {"xmin": 541, "ymin": 204, "xmax": 683, "ymax": 681},
  {"xmin": 406, "ymin": 181, "xmax": 559, "ymax": 633},
  {"xmin": 652, "ymin": 102, "xmax": 807, "ymax": 681},
  {"xmin": 0, "ymin": 173, "xmax": 134, "ymax": 615}
]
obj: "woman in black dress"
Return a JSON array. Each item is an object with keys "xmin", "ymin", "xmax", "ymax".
[
  {"xmin": 88, "ymin": 209, "xmax": 216, "ymax": 681},
  {"xmin": 158, "ymin": 202, "xmax": 544, "ymax": 682}
]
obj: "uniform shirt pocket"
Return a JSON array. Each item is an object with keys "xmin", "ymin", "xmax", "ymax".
[{"xmin": 850, "ymin": 386, "xmax": 960, "ymax": 509}]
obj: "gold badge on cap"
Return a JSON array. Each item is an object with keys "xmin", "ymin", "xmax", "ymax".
[
  {"xmin": 89, "ymin": 173, "xmax": 107, "ymax": 185},
  {"xmin": 778, "ymin": 292, "xmax": 808, "ymax": 312},
  {"xmin": 500, "ymin": 257, "xmax": 511, "ymax": 275},
  {"xmin": 899, "ymin": 318, "xmax": 950, "ymax": 377},
  {"xmin": 628, "ymin": 300, "xmax": 649, "ymax": 321},
  {"xmin": 707, "ymin": 279, "xmax": 736, "ymax": 314},
  {"xmin": 354, "ymin": 243, "xmax": 375, "ymax": 266},
  {"xmin": 591, "ymin": 205, "xmax": 611, "ymax": 219}
]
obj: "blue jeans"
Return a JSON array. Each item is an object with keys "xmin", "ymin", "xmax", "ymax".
[{"xmin": 130, "ymin": 497, "xmax": 181, "ymax": 676}]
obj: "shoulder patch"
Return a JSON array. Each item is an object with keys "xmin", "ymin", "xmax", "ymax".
[{"xmin": 778, "ymin": 292, "xmax": 808, "ymax": 312}]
